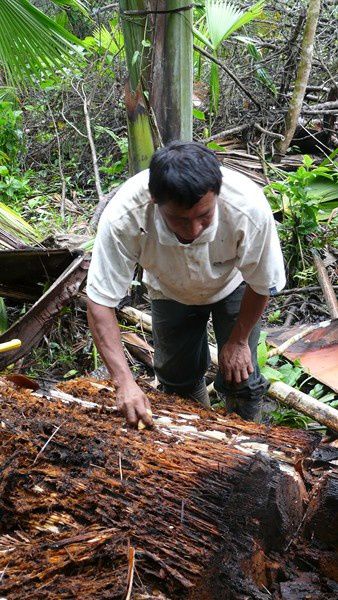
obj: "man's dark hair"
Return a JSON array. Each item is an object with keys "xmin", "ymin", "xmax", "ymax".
[{"xmin": 149, "ymin": 141, "xmax": 222, "ymax": 208}]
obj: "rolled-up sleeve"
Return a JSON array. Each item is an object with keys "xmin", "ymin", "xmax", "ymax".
[
  {"xmin": 87, "ymin": 212, "xmax": 139, "ymax": 308},
  {"xmin": 236, "ymin": 206, "xmax": 286, "ymax": 296}
]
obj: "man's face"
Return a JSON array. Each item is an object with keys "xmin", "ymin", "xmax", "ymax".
[{"xmin": 156, "ymin": 191, "xmax": 217, "ymax": 244}]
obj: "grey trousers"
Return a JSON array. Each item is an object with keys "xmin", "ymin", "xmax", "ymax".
[{"xmin": 151, "ymin": 283, "xmax": 269, "ymax": 420}]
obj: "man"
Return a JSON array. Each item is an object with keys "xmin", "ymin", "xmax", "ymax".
[{"xmin": 87, "ymin": 141, "xmax": 285, "ymax": 427}]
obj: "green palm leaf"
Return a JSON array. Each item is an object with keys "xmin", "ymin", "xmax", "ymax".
[
  {"xmin": 0, "ymin": 0, "xmax": 85, "ymax": 87},
  {"xmin": 0, "ymin": 297, "xmax": 8, "ymax": 334},
  {"xmin": 203, "ymin": 0, "xmax": 265, "ymax": 50},
  {"xmin": 83, "ymin": 20, "xmax": 124, "ymax": 55},
  {"xmin": 52, "ymin": 0, "xmax": 89, "ymax": 15},
  {"xmin": 0, "ymin": 201, "xmax": 41, "ymax": 247}
]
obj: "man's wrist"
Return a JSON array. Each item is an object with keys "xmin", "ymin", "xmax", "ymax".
[
  {"xmin": 227, "ymin": 337, "xmax": 249, "ymax": 347},
  {"xmin": 114, "ymin": 370, "xmax": 135, "ymax": 389},
  {"xmin": 228, "ymin": 325, "xmax": 250, "ymax": 345}
]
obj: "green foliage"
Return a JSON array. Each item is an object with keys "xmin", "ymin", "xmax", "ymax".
[
  {"xmin": 0, "ymin": 172, "xmax": 32, "ymax": 203},
  {"xmin": 0, "ymin": 101, "xmax": 23, "ymax": 164},
  {"xmin": 95, "ymin": 126, "xmax": 129, "ymax": 187},
  {"xmin": 0, "ymin": 298, "xmax": 8, "ymax": 335},
  {"xmin": 309, "ymin": 383, "xmax": 336, "ymax": 405},
  {"xmin": 193, "ymin": 0, "xmax": 265, "ymax": 113},
  {"xmin": 52, "ymin": 0, "xmax": 89, "ymax": 15},
  {"xmin": 265, "ymin": 153, "xmax": 338, "ymax": 283},
  {"xmin": 0, "ymin": 0, "xmax": 86, "ymax": 87},
  {"xmin": 269, "ymin": 408, "xmax": 310, "ymax": 429},
  {"xmin": 245, "ymin": 38, "xmax": 277, "ymax": 96},
  {"xmin": 267, "ymin": 309, "xmax": 282, "ymax": 324},
  {"xmin": 82, "ymin": 18, "xmax": 124, "ymax": 59},
  {"xmin": 257, "ymin": 333, "xmax": 303, "ymax": 387},
  {"xmin": 205, "ymin": 0, "xmax": 265, "ymax": 48},
  {"xmin": 257, "ymin": 332, "xmax": 337, "ymax": 429},
  {"xmin": 0, "ymin": 201, "xmax": 41, "ymax": 246},
  {"xmin": 0, "ymin": 100, "xmax": 33, "ymax": 203}
]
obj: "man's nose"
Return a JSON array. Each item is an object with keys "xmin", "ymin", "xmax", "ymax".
[{"xmin": 187, "ymin": 220, "xmax": 203, "ymax": 238}]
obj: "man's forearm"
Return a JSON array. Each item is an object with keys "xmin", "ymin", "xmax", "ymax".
[
  {"xmin": 87, "ymin": 298, "xmax": 133, "ymax": 387},
  {"xmin": 229, "ymin": 285, "xmax": 269, "ymax": 343}
]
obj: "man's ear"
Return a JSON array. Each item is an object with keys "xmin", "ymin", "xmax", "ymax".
[{"xmin": 150, "ymin": 195, "xmax": 156, "ymax": 204}]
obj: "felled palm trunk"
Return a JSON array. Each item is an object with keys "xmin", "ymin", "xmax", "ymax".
[{"xmin": 0, "ymin": 378, "xmax": 336, "ymax": 599}]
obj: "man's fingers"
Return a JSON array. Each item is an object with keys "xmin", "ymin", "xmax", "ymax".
[
  {"xmin": 144, "ymin": 396, "xmax": 152, "ymax": 412},
  {"xmin": 125, "ymin": 404, "xmax": 137, "ymax": 427},
  {"xmin": 138, "ymin": 405, "xmax": 153, "ymax": 428},
  {"xmin": 240, "ymin": 367, "xmax": 249, "ymax": 382},
  {"xmin": 222, "ymin": 364, "xmax": 233, "ymax": 382},
  {"xmin": 233, "ymin": 369, "xmax": 243, "ymax": 384}
]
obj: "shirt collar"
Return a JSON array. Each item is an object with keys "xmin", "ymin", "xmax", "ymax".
[{"xmin": 153, "ymin": 202, "xmax": 219, "ymax": 247}]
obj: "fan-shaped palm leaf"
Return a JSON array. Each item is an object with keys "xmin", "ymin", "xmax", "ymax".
[
  {"xmin": 83, "ymin": 20, "xmax": 124, "ymax": 55},
  {"xmin": 199, "ymin": 0, "xmax": 265, "ymax": 51},
  {"xmin": 0, "ymin": 0, "xmax": 85, "ymax": 87}
]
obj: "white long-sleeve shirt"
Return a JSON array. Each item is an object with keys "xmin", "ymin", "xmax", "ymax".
[{"xmin": 87, "ymin": 167, "xmax": 286, "ymax": 307}]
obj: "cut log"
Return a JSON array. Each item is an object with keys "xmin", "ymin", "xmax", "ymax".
[
  {"xmin": 269, "ymin": 381, "xmax": 338, "ymax": 432},
  {"xmin": 118, "ymin": 305, "xmax": 153, "ymax": 333},
  {"xmin": 1, "ymin": 377, "xmax": 333, "ymax": 599}
]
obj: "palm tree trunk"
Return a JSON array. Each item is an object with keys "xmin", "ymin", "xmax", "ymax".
[
  {"xmin": 119, "ymin": 0, "xmax": 155, "ymax": 174},
  {"xmin": 150, "ymin": 0, "xmax": 193, "ymax": 143},
  {"xmin": 275, "ymin": 0, "xmax": 321, "ymax": 160}
]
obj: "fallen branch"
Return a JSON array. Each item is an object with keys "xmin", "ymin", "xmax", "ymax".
[
  {"xmin": 312, "ymin": 250, "xmax": 338, "ymax": 319},
  {"xmin": 118, "ymin": 306, "xmax": 153, "ymax": 333},
  {"xmin": 269, "ymin": 381, "xmax": 338, "ymax": 432},
  {"xmin": 203, "ymin": 123, "xmax": 249, "ymax": 142},
  {"xmin": 254, "ymin": 123, "xmax": 285, "ymax": 140},
  {"xmin": 121, "ymin": 331, "xmax": 154, "ymax": 368},
  {"xmin": 304, "ymin": 99, "xmax": 338, "ymax": 110},
  {"xmin": 90, "ymin": 186, "xmax": 121, "ymax": 230},
  {"xmin": 193, "ymin": 45, "xmax": 261, "ymax": 108},
  {"xmin": 273, "ymin": 285, "xmax": 338, "ymax": 297}
]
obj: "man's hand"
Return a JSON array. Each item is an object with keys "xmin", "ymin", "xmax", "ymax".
[
  {"xmin": 219, "ymin": 340, "xmax": 254, "ymax": 384},
  {"xmin": 116, "ymin": 380, "xmax": 153, "ymax": 428}
]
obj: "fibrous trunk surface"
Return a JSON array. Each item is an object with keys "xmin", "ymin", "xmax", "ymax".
[{"xmin": 0, "ymin": 378, "xmax": 336, "ymax": 599}]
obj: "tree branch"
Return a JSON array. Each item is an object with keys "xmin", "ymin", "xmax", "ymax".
[{"xmin": 193, "ymin": 44, "xmax": 261, "ymax": 109}]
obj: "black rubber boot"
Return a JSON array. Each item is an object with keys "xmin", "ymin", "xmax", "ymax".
[
  {"xmin": 162, "ymin": 379, "xmax": 210, "ymax": 408},
  {"xmin": 218, "ymin": 393, "xmax": 262, "ymax": 423},
  {"xmin": 187, "ymin": 379, "xmax": 211, "ymax": 408}
]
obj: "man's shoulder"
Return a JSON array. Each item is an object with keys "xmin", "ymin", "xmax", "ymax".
[
  {"xmin": 103, "ymin": 169, "xmax": 151, "ymax": 227},
  {"xmin": 219, "ymin": 166, "xmax": 270, "ymax": 225}
]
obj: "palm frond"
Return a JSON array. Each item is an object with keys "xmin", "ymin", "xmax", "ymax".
[
  {"xmin": 205, "ymin": 0, "xmax": 265, "ymax": 50},
  {"xmin": 0, "ymin": 202, "xmax": 41, "ymax": 248},
  {"xmin": 84, "ymin": 21, "xmax": 123, "ymax": 55},
  {"xmin": 51, "ymin": 0, "xmax": 89, "ymax": 15},
  {"xmin": 0, "ymin": 0, "xmax": 85, "ymax": 87}
]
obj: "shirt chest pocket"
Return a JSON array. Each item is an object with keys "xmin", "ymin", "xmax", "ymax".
[{"xmin": 211, "ymin": 249, "xmax": 238, "ymax": 268}]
